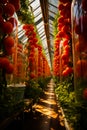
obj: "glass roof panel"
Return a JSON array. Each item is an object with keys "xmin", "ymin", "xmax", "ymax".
[
  {"xmin": 49, "ymin": 3, "xmax": 58, "ymax": 14},
  {"xmin": 49, "ymin": 11, "xmax": 56, "ymax": 18},
  {"xmin": 33, "ymin": 7, "xmax": 41, "ymax": 16},
  {"xmin": 40, "ymin": 35, "xmax": 46, "ymax": 40},
  {"xmin": 49, "ymin": 28, "xmax": 53, "ymax": 33},
  {"xmin": 49, "ymin": 23, "xmax": 53, "ymax": 29},
  {"xmin": 29, "ymin": 0, "xmax": 58, "ymax": 68},
  {"xmin": 38, "ymin": 25, "xmax": 44, "ymax": 32},
  {"xmin": 42, "ymin": 39, "xmax": 48, "ymax": 48},
  {"xmin": 49, "ymin": 0, "xmax": 58, "ymax": 8},
  {"xmin": 38, "ymin": 29, "xmax": 44, "ymax": 35},
  {"xmin": 34, "ymin": 13, "xmax": 42, "ymax": 22},
  {"xmin": 30, "ymin": 0, "xmax": 40, "ymax": 9},
  {"xmin": 36, "ymin": 21, "xmax": 44, "ymax": 28},
  {"xmin": 49, "ymin": 19, "xmax": 53, "ymax": 24},
  {"xmin": 40, "ymin": 33, "xmax": 45, "ymax": 39},
  {"xmin": 21, "ymin": 37, "xmax": 28, "ymax": 43}
]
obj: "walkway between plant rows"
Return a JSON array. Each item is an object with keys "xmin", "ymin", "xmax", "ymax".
[{"xmin": 6, "ymin": 78, "xmax": 66, "ymax": 130}]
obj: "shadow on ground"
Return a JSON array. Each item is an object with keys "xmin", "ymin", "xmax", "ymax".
[{"xmin": 5, "ymin": 79, "xmax": 66, "ymax": 130}]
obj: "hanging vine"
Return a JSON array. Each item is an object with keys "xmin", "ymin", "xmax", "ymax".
[{"xmin": 17, "ymin": 0, "xmax": 34, "ymax": 24}]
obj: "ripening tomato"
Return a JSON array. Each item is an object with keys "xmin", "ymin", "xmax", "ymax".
[
  {"xmin": 62, "ymin": 25, "xmax": 70, "ymax": 33},
  {"xmin": 57, "ymin": 31, "xmax": 65, "ymax": 38},
  {"xmin": 3, "ymin": 3, "xmax": 15, "ymax": 16},
  {"xmin": 62, "ymin": 66, "xmax": 73, "ymax": 76},
  {"xmin": 0, "ymin": 57, "xmax": 10, "ymax": 69},
  {"xmin": 58, "ymin": 3, "xmax": 64, "ymax": 11},
  {"xmin": 2, "ymin": 21, "xmax": 13, "ymax": 34},
  {"xmin": 3, "ymin": 36, "xmax": 15, "ymax": 47},
  {"xmin": 29, "ymin": 24, "xmax": 34, "ymax": 31},
  {"xmin": 64, "ymin": 45, "xmax": 70, "ymax": 52},
  {"xmin": 9, "ymin": 0, "xmax": 21, "ymax": 11},
  {"xmin": 17, "ymin": 44, "xmax": 23, "ymax": 49},
  {"xmin": 8, "ymin": 17, "xmax": 18, "ymax": 27},
  {"xmin": 58, "ymin": 16, "xmax": 64, "ymax": 24},
  {"xmin": 30, "ymin": 73, "xmax": 36, "ymax": 79},
  {"xmin": 65, "ymin": 2, "xmax": 71, "ymax": 9},
  {"xmin": 62, "ymin": 68, "xmax": 69, "ymax": 76},
  {"xmin": 57, "ymin": 23, "xmax": 63, "ymax": 31},
  {"xmin": 62, "ymin": 39, "xmax": 68, "ymax": 46},
  {"xmin": 5, "ymin": 47, "xmax": 13, "ymax": 55},
  {"xmin": 61, "ymin": 52, "xmax": 69, "ymax": 61}
]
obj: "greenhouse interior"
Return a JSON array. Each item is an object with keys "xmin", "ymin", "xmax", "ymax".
[{"xmin": 0, "ymin": 0, "xmax": 87, "ymax": 130}]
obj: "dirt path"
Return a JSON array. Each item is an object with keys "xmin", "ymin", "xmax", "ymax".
[{"xmin": 6, "ymin": 79, "xmax": 66, "ymax": 130}]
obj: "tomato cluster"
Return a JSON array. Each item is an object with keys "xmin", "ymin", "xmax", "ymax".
[
  {"xmin": 53, "ymin": 0, "xmax": 73, "ymax": 77},
  {"xmin": 23, "ymin": 24, "xmax": 51, "ymax": 79},
  {"xmin": 0, "ymin": 0, "xmax": 20, "ymax": 74}
]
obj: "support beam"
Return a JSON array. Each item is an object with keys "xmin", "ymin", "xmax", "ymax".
[{"xmin": 39, "ymin": 0, "xmax": 52, "ymax": 66}]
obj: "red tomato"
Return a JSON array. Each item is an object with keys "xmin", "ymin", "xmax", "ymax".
[
  {"xmin": 62, "ymin": 66, "xmax": 73, "ymax": 76},
  {"xmin": 57, "ymin": 23, "xmax": 63, "ymax": 31},
  {"xmin": 58, "ymin": 16, "xmax": 64, "ymax": 24},
  {"xmin": 5, "ymin": 47, "xmax": 13, "ymax": 55},
  {"xmin": 62, "ymin": 25, "xmax": 70, "ymax": 33},
  {"xmin": 64, "ymin": 45, "xmax": 70, "ymax": 52},
  {"xmin": 9, "ymin": 0, "xmax": 21, "ymax": 11},
  {"xmin": 57, "ymin": 31, "xmax": 65, "ymax": 38},
  {"xmin": 0, "ymin": 57, "xmax": 10, "ymax": 69},
  {"xmin": 8, "ymin": 17, "xmax": 18, "ymax": 27},
  {"xmin": 62, "ymin": 39, "xmax": 68, "ymax": 46},
  {"xmin": 3, "ymin": 36, "xmax": 15, "ymax": 47},
  {"xmin": 61, "ymin": 52, "xmax": 69, "ymax": 61},
  {"xmin": 2, "ymin": 21, "xmax": 13, "ymax": 34},
  {"xmin": 58, "ymin": 3, "xmax": 64, "ymax": 10},
  {"xmin": 3, "ymin": 3, "xmax": 15, "ymax": 17}
]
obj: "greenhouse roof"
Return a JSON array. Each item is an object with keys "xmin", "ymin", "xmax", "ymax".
[{"xmin": 18, "ymin": 0, "xmax": 58, "ymax": 68}]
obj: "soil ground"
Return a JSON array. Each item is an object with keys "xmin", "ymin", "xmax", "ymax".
[{"xmin": 5, "ymin": 79, "xmax": 66, "ymax": 130}]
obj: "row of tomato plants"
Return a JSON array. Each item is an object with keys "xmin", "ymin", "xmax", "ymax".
[
  {"xmin": 53, "ymin": 0, "xmax": 87, "ymax": 129},
  {"xmin": 0, "ymin": 0, "xmax": 51, "ymax": 88},
  {"xmin": 0, "ymin": 0, "xmax": 51, "ymax": 121}
]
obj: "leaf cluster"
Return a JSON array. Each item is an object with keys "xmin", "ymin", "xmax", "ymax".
[
  {"xmin": 17, "ymin": 0, "xmax": 34, "ymax": 24},
  {"xmin": 54, "ymin": 75, "xmax": 87, "ymax": 130}
]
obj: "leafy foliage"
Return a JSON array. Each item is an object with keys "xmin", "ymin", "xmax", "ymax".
[
  {"xmin": 17, "ymin": 0, "xmax": 34, "ymax": 24},
  {"xmin": 25, "ymin": 79, "xmax": 43, "ymax": 102},
  {"xmin": 38, "ymin": 76, "xmax": 51, "ymax": 89},
  {"xmin": 25, "ymin": 77, "xmax": 51, "ymax": 102},
  {"xmin": 53, "ymin": 12, "xmax": 59, "ymax": 36},
  {"xmin": 54, "ymin": 75, "xmax": 87, "ymax": 130},
  {"xmin": 0, "ymin": 87, "xmax": 25, "ymax": 120}
]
